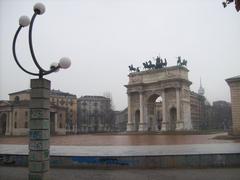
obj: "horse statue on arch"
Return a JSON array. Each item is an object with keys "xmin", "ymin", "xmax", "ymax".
[
  {"xmin": 128, "ymin": 64, "xmax": 136, "ymax": 72},
  {"xmin": 129, "ymin": 64, "xmax": 140, "ymax": 72},
  {"xmin": 177, "ymin": 56, "xmax": 182, "ymax": 66},
  {"xmin": 163, "ymin": 58, "xmax": 167, "ymax": 67},
  {"xmin": 155, "ymin": 56, "xmax": 162, "ymax": 69},
  {"xmin": 148, "ymin": 60, "xmax": 155, "ymax": 69},
  {"xmin": 177, "ymin": 56, "xmax": 187, "ymax": 67},
  {"xmin": 143, "ymin": 62, "xmax": 149, "ymax": 70},
  {"xmin": 181, "ymin": 59, "xmax": 187, "ymax": 66}
]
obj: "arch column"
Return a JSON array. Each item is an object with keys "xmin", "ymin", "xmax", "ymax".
[
  {"xmin": 161, "ymin": 89, "xmax": 167, "ymax": 131},
  {"xmin": 127, "ymin": 93, "xmax": 134, "ymax": 131},
  {"xmin": 9, "ymin": 111, "xmax": 13, "ymax": 135},
  {"xmin": 5, "ymin": 113, "xmax": 10, "ymax": 135},
  {"xmin": 176, "ymin": 88, "xmax": 184, "ymax": 130},
  {"xmin": 138, "ymin": 91, "xmax": 146, "ymax": 131},
  {"xmin": 55, "ymin": 112, "xmax": 58, "ymax": 132}
]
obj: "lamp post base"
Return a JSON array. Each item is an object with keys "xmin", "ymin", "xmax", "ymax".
[{"xmin": 29, "ymin": 78, "xmax": 50, "ymax": 180}]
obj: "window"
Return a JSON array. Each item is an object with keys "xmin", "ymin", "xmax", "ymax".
[
  {"xmin": 25, "ymin": 111, "xmax": 28, "ymax": 117},
  {"xmin": 70, "ymin": 100, "xmax": 73, "ymax": 106},
  {"xmin": 14, "ymin": 96, "xmax": 20, "ymax": 102},
  {"xmin": 25, "ymin": 121, "xmax": 28, "ymax": 128},
  {"xmin": 14, "ymin": 121, "xmax": 17, "ymax": 128},
  {"xmin": 60, "ymin": 99, "xmax": 65, "ymax": 105}
]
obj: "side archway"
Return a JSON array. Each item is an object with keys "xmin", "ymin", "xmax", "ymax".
[
  {"xmin": 0, "ymin": 113, "xmax": 7, "ymax": 135},
  {"xmin": 170, "ymin": 107, "xmax": 177, "ymax": 131},
  {"xmin": 134, "ymin": 110, "xmax": 140, "ymax": 131}
]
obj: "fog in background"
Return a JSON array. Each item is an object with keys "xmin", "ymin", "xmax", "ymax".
[{"xmin": 0, "ymin": 0, "xmax": 239, "ymax": 110}]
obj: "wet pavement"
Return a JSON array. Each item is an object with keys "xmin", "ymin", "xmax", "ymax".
[
  {"xmin": 0, "ymin": 133, "xmax": 238, "ymax": 146},
  {"xmin": 1, "ymin": 167, "xmax": 240, "ymax": 180}
]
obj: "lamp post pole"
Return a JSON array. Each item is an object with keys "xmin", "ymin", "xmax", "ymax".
[{"xmin": 12, "ymin": 3, "xmax": 71, "ymax": 180}]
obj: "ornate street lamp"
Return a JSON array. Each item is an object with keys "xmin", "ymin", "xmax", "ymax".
[{"xmin": 12, "ymin": 3, "xmax": 71, "ymax": 180}]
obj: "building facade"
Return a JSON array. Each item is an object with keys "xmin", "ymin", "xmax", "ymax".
[
  {"xmin": 77, "ymin": 96, "xmax": 114, "ymax": 133},
  {"xmin": 190, "ymin": 91, "xmax": 206, "ymax": 130},
  {"xmin": 0, "ymin": 97, "xmax": 67, "ymax": 136},
  {"xmin": 0, "ymin": 89, "xmax": 77, "ymax": 136},
  {"xmin": 226, "ymin": 75, "xmax": 240, "ymax": 135},
  {"xmin": 50, "ymin": 90, "xmax": 77, "ymax": 134},
  {"xmin": 114, "ymin": 108, "xmax": 128, "ymax": 132},
  {"xmin": 115, "ymin": 72, "xmax": 233, "ymax": 133}
]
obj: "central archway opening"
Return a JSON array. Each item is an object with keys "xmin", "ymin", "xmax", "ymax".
[{"xmin": 147, "ymin": 94, "xmax": 163, "ymax": 131}]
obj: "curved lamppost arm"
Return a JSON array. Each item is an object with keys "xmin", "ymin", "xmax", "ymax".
[
  {"xmin": 12, "ymin": 25, "xmax": 39, "ymax": 76},
  {"xmin": 12, "ymin": 3, "xmax": 71, "ymax": 79},
  {"xmin": 28, "ymin": 13, "xmax": 48, "ymax": 73}
]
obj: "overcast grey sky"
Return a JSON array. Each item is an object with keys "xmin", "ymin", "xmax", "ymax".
[{"xmin": 0, "ymin": 0, "xmax": 239, "ymax": 110}]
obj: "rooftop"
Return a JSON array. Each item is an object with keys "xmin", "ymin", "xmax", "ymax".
[
  {"xmin": 8, "ymin": 89, "xmax": 76, "ymax": 98},
  {"xmin": 51, "ymin": 89, "xmax": 76, "ymax": 98},
  {"xmin": 226, "ymin": 75, "xmax": 240, "ymax": 83},
  {"xmin": 8, "ymin": 89, "xmax": 30, "ymax": 96},
  {"xmin": 78, "ymin": 96, "xmax": 110, "ymax": 101}
]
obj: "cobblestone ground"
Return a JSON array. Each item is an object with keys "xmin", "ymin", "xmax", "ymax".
[
  {"xmin": 0, "ymin": 132, "xmax": 238, "ymax": 145},
  {"xmin": 1, "ymin": 167, "xmax": 240, "ymax": 180}
]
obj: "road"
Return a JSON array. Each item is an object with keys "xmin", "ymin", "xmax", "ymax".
[{"xmin": 0, "ymin": 167, "xmax": 240, "ymax": 180}]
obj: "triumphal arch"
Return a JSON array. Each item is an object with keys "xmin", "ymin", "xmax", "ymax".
[{"xmin": 125, "ymin": 61, "xmax": 192, "ymax": 132}]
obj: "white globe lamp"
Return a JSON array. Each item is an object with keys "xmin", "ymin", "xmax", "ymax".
[
  {"xmin": 33, "ymin": 3, "xmax": 46, "ymax": 15},
  {"xmin": 19, "ymin": 16, "xmax": 30, "ymax": 27},
  {"xmin": 59, "ymin": 57, "xmax": 71, "ymax": 69}
]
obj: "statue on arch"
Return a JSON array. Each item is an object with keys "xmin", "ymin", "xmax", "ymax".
[{"xmin": 177, "ymin": 56, "xmax": 187, "ymax": 66}]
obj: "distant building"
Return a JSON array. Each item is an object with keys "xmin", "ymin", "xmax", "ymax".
[
  {"xmin": 190, "ymin": 80, "xmax": 232, "ymax": 131},
  {"xmin": 198, "ymin": 79, "xmax": 205, "ymax": 96},
  {"xmin": 190, "ymin": 91, "xmax": 206, "ymax": 130},
  {"xmin": 77, "ymin": 96, "xmax": 114, "ymax": 133},
  {"xmin": 50, "ymin": 90, "xmax": 77, "ymax": 134},
  {"xmin": 0, "ymin": 90, "xmax": 68, "ymax": 136},
  {"xmin": 189, "ymin": 79, "xmax": 206, "ymax": 130},
  {"xmin": 114, "ymin": 108, "xmax": 128, "ymax": 132}
]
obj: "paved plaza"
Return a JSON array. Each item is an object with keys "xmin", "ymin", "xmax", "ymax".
[
  {"xmin": 0, "ymin": 133, "xmax": 240, "ymax": 180},
  {"xmin": 1, "ymin": 133, "xmax": 240, "ymax": 179},
  {"xmin": 0, "ymin": 133, "xmax": 238, "ymax": 146}
]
